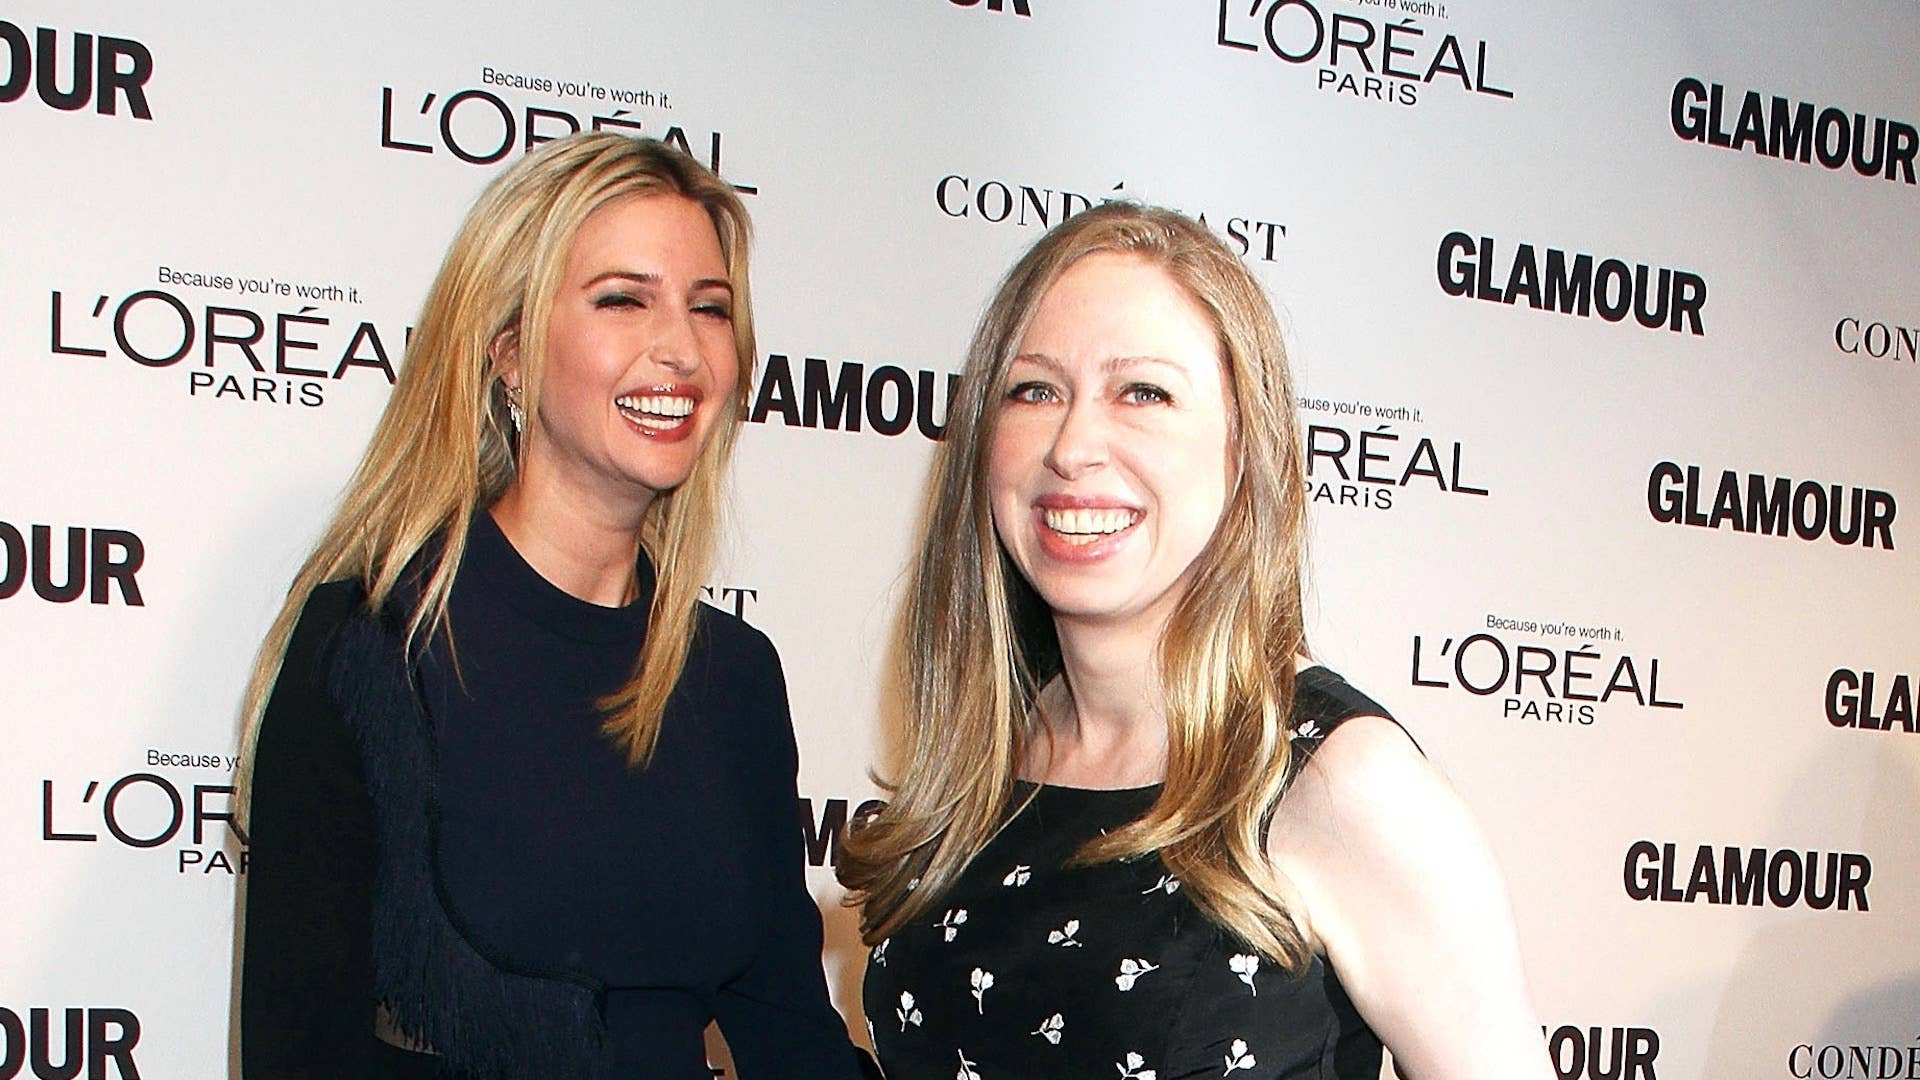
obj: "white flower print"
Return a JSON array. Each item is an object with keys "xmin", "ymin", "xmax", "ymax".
[
  {"xmin": 956, "ymin": 1049, "xmax": 982, "ymax": 1080},
  {"xmin": 969, "ymin": 967, "xmax": 995, "ymax": 1014},
  {"xmin": 1114, "ymin": 957, "xmax": 1160, "ymax": 991},
  {"xmin": 896, "ymin": 991, "xmax": 923, "ymax": 1032},
  {"xmin": 1115, "ymin": 1050, "xmax": 1157, "ymax": 1080},
  {"xmin": 1229, "ymin": 953, "xmax": 1259, "ymax": 996},
  {"xmin": 1223, "ymin": 1039, "xmax": 1257, "ymax": 1075},
  {"xmin": 938, "ymin": 908, "xmax": 969, "ymax": 942},
  {"xmin": 1003, "ymin": 864, "xmax": 1032, "ymax": 887},
  {"xmin": 871, "ymin": 938, "xmax": 890, "ymax": 967},
  {"xmin": 1141, "ymin": 874, "xmax": 1180, "ymax": 896},
  {"xmin": 1046, "ymin": 918, "xmax": 1083, "ymax": 947},
  {"xmin": 1289, "ymin": 717, "xmax": 1322, "ymax": 742},
  {"xmin": 1032, "ymin": 1013, "xmax": 1064, "ymax": 1045}
]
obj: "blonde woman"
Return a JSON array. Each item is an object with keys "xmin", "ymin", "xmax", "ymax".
[
  {"xmin": 841, "ymin": 204, "xmax": 1550, "ymax": 1079},
  {"xmin": 238, "ymin": 134, "xmax": 870, "ymax": 1079}
]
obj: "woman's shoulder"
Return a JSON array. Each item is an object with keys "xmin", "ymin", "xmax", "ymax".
[
  {"xmin": 275, "ymin": 579, "xmax": 372, "ymax": 686},
  {"xmin": 297, "ymin": 577, "xmax": 370, "ymax": 629},
  {"xmin": 1271, "ymin": 673, "xmax": 1462, "ymax": 894},
  {"xmin": 685, "ymin": 600, "xmax": 790, "ymax": 717},
  {"xmin": 1293, "ymin": 664, "xmax": 1390, "ymax": 722},
  {"xmin": 255, "ymin": 580, "xmax": 383, "ymax": 787},
  {"xmin": 1283, "ymin": 664, "xmax": 1426, "ymax": 804},
  {"xmin": 1288, "ymin": 665, "xmax": 1420, "ymax": 758},
  {"xmin": 1289, "ymin": 712, "xmax": 1430, "ymax": 809},
  {"xmin": 684, "ymin": 602, "xmax": 801, "ymax": 775},
  {"xmin": 1273, "ymin": 664, "xmax": 1443, "ymax": 869},
  {"xmin": 690, "ymin": 596, "xmax": 782, "ymax": 671}
]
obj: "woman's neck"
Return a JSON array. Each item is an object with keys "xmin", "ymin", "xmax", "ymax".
[
  {"xmin": 488, "ymin": 475, "xmax": 647, "ymax": 608},
  {"xmin": 1035, "ymin": 616, "xmax": 1170, "ymax": 788}
]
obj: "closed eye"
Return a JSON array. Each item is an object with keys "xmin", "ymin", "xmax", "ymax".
[
  {"xmin": 692, "ymin": 301, "xmax": 734, "ymax": 321},
  {"xmin": 594, "ymin": 292, "xmax": 644, "ymax": 310}
]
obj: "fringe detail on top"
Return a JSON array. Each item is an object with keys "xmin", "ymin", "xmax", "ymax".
[{"xmin": 326, "ymin": 610, "xmax": 604, "ymax": 1080}]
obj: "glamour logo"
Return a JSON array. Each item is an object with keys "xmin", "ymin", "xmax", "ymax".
[
  {"xmin": 379, "ymin": 84, "xmax": 758, "ymax": 192},
  {"xmin": 1835, "ymin": 318, "xmax": 1918, "ymax": 365},
  {"xmin": 800, "ymin": 797, "xmax": 886, "ymax": 869},
  {"xmin": 1826, "ymin": 669, "xmax": 1916, "ymax": 734},
  {"xmin": 1304, "ymin": 422, "xmax": 1486, "ymax": 511},
  {"xmin": 1623, "ymin": 842, "xmax": 1870, "ymax": 911},
  {"xmin": 1646, "ymin": 463, "xmax": 1897, "ymax": 550},
  {"xmin": 1670, "ymin": 79, "xmax": 1918, "ymax": 186},
  {"xmin": 1216, "ymin": 0, "xmax": 1512, "ymax": 108},
  {"xmin": 948, "ymin": 0, "xmax": 1031, "ymax": 14},
  {"xmin": 41, "ymin": 772, "xmax": 249, "ymax": 876},
  {"xmin": 1789, "ymin": 1041, "xmax": 1920, "ymax": 1079},
  {"xmin": 1411, "ymin": 630, "xmax": 1682, "ymax": 724},
  {"xmin": 0, "ymin": 20, "xmax": 152, "ymax": 118},
  {"xmin": 1544, "ymin": 1025, "xmax": 1659, "ymax": 1080},
  {"xmin": 748, "ymin": 355, "xmax": 959, "ymax": 441},
  {"xmin": 935, "ymin": 175, "xmax": 1287, "ymax": 263},
  {"xmin": 1437, "ymin": 233, "xmax": 1706, "ymax": 335},
  {"xmin": 0, "ymin": 1007, "xmax": 141, "ymax": 1080},
  {"xmin": 0, "ymin": 523, "xmax": 143, "ymax": 606},
  {"xmin": 50, "ymin": 287, "xmax": 402, "ymax": 407}
]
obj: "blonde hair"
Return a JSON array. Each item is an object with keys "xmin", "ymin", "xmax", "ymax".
[
  {"xmin": 839, "ymin": 202, "xmax": 1316, "ymax": 966},
  {"xmin": 235, "ymin": 133, "xmax": 755, "ymax": 817}
]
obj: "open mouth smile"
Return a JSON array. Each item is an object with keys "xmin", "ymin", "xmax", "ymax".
[
  {"xmin": 615, "ymin": 389, "xmax": 700, "ymax": 440},
  {"xmin": 1041, "ymin": 506, "xmax": 1142, "ymax": 545}
]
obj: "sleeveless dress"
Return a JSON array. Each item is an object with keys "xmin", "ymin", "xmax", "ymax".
[{"xmin": 862, "ymin": 666, "xmax": 1388, "ymax": 1080}]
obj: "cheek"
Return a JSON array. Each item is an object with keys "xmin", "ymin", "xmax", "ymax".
[
  {"xmin": 1155, "ymin": 432, "xmax": 1233, "ymax": 532},
  {"xmin": 983, "ymin": 428, "xmax": 1032, "ymax": 541},
  {"xmin": 701, "ymin": 327, "xmax": 741, "ymax": 395},
  {"xmin": 984, "ymin": 427, "xmax": 1035, "ymax": 503},
  {"xmin": 537, "ymin": 345, "xmax": 594, "ymax": 415},
  {"xmin": 986, "ymin": 409, "xmax": 1053, "ymax": 472}
]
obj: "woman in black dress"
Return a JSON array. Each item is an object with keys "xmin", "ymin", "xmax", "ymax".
[
  {"xmin": 842, "ymin": 204, "xmax": 1551, "ymax": 1078},
  {"xmin": 237, "ymin": 133, "xmax": 869, "ymax": 1079}
]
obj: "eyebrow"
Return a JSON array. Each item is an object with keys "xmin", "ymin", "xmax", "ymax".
[
  {"xmin": 1011, "ymin": 352, "xmax": 1188, "ymax": 376},
  {"xmin": 584, "ymin": 270, "xmax": 733, "ymax": 295}
]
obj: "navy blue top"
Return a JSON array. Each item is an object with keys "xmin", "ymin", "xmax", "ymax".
[{"xmin": 242, "ymin": 512, "xmax": 869, "ymax": 1079}]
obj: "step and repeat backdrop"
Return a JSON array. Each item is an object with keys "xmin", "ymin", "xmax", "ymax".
[{"xmin": 3, "ymin": 1, "xmax": 1916, "ymax": 1077}]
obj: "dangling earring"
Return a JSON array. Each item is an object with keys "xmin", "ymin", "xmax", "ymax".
[{"xmin": 503, "ymin": 383, "xmax": 524, "ymax": 434}]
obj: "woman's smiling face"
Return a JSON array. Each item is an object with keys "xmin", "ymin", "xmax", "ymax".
[
  {"xmin": 987, "ymin": 251, "xmax": 1234, "ymax": 635},
  {"xmin": 512, "ymin": 192, "xmax": 739, "ymax": 516}
]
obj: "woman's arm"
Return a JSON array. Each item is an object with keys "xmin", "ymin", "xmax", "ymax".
[
  {"xmin": 709, "ymin": 627, "xmax": 877, "ymax": 1080},
  {"xmin": 240, "ymin": 586, "xmax": 381, "ymax": 1079},
  {"xmin": 1268, "ymin": 714, "xmax": 1552, "ymax": 1080}
]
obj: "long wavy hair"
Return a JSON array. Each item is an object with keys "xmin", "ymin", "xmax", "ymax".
[
  {"xmin": 839, "ymin": 202, "xmax": 1317, "ymax": 966},
  {"xmin": 235, "ymin": 133, "xmax": 755, "ymax": 818}
]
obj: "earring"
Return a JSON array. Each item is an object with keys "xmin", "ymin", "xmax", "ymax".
[{"xmin": 503, "ymin": 384, "xmax": 524, "ymax": 434}]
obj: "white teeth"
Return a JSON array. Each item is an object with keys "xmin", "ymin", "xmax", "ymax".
[
  {"xmin": 1042, "ymin": 508, "xmax": 1137, "ymax": 536},
  {"xmin": 615, "ymin": 394, "xmax": 695, "ymax": 419}
]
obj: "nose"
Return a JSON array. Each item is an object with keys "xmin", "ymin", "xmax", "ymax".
[
  {"xmin": 1043, "ymin": 397, "xmax": 1108, "ymax": 479},
  {"xmin": 648, "ymin": 306, "xmax": 701, "ymax": 377}
]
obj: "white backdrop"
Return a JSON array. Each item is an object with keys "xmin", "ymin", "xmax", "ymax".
[{"xmin": 3, "ymin": 2, "xmax": 1916, "ymax": 1078}]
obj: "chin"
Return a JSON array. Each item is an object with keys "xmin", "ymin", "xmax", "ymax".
[
  {"xmin": 1026, "ymin": 583, "xmax": 1139, "ymax": 624},
  {"xmin": 636, "ymin": 469, "xmax": 697, "ymax": 496},
  {"xmin": 623, "ymin": 447, "xmax": 703, "ymax": 486}
]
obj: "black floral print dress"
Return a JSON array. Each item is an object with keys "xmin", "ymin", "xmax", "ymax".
[{"xmin": 863, "ymin": 667, "xmax": 1388, "ymax": 1080}]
